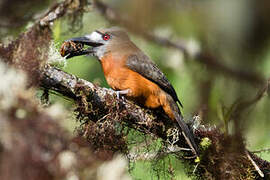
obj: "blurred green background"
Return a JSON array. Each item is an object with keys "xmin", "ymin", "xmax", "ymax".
[
  {"xmin": 1, "ymin": 0, "xmax": 270, "ymax": 179},
  {"xmin": 49, "ymin": 0, "xmax": 270, "ymax": 179}
]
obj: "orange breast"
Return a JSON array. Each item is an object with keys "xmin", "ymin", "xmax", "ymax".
[{"xmin": 100, "ymin": 54, "xmax": 163, "ymax": 109}]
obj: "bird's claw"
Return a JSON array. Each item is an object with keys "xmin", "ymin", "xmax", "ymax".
[
  {"xmin": 116, "ymin": 91, "xmax": 121, "ymax": 99},
  {"xmin": 113, "ymin": 89, "xmax": 130, "ymax": 100}
]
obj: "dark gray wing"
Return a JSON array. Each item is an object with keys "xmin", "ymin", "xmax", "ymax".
[{"xmin": 126, "ymin": 54, "xmax": 183, "ymax": 107}]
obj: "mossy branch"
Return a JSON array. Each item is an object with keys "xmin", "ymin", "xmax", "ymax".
[
  {"xmin": 40, "ymin": 64, "xmax": 191, "ymax": 149},
  {"xmin": 40, "ymin": 64, "xmax": 270, "ymax": 179}
]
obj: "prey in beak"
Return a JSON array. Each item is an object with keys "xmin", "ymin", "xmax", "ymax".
[{"xmin": 60, "ymin": 36, "xmax": 103, "ymax": 59}]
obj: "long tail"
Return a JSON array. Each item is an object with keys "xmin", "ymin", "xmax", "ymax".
[
  {"xmin": 164, "ymin": 94, "xmax": 199, "ymax": 156},
  {"xmin": 174, "ymin": 110, "xmax": 199, "ymax": 156}
]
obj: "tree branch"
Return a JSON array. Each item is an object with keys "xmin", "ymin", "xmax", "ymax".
[
  {"xmin": 40, "ymin": 64, "xmax": 189, "ymax": 147},
  {"xmin": 40, "ymin": 64, "xmax": 270, "ymax": 178}
]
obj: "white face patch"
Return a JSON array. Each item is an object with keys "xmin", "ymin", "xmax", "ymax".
[
  {"xmin": 85, "ymin": 31, "xmax": 107, "ymax": 59},
  {"xmin": 85, "ymin": 31, "xmax": 102, "ymax": 43}
]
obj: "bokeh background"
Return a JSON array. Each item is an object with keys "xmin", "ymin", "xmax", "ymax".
[{"xmin": 1, "ymin": 0, "xmax": 270, "ymax": 179}]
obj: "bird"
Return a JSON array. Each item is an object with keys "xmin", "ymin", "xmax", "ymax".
[{"xmin": 62, "ymin": 27, "xmax": 199, "ymax": 156}]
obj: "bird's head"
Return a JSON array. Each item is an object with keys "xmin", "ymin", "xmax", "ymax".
[{"xmin": 63, "ymin": 27, "xmax": 135, "ymax": 59}]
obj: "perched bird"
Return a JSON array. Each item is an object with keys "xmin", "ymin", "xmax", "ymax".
[{"xmin": 62, "ymin": 27, "xmax": 199, "ymax": 156}]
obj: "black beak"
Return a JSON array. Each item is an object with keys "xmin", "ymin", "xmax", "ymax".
[
  {"xmin": 61, "ymin": 36, "xmax": 103, "ymax": 59},
  {"xmin": 68, "ymin": 36, "xmax": 103, "ymax": 47}
]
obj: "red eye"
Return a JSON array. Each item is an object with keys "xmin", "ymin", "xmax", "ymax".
[{"xmin": 103, "ymin": 33, "xmax": 110, "ymax": 41}]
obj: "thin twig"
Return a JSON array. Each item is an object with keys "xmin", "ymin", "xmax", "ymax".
[
  {"xmin": 193, "ymin": 163, "xmax": 199, "ymax": 174},
  {"xmin": 251, "ymin": 148, "xmax": 270, "ymax": 154},
  {"xmin": 38, "ymin": 0, "xmax": 89, "ymax": 27},
  {"xmin": 245, "ymin": 150, "xmax": 264, "ymax": 177},
  {"xmin": 232, "ymin": 78, "xmax": 269, "ymax": 120}
]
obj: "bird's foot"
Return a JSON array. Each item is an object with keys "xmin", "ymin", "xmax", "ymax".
[{"xmin": 115, "ymin": 89, "xmax": 130, "ymax": 99}]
